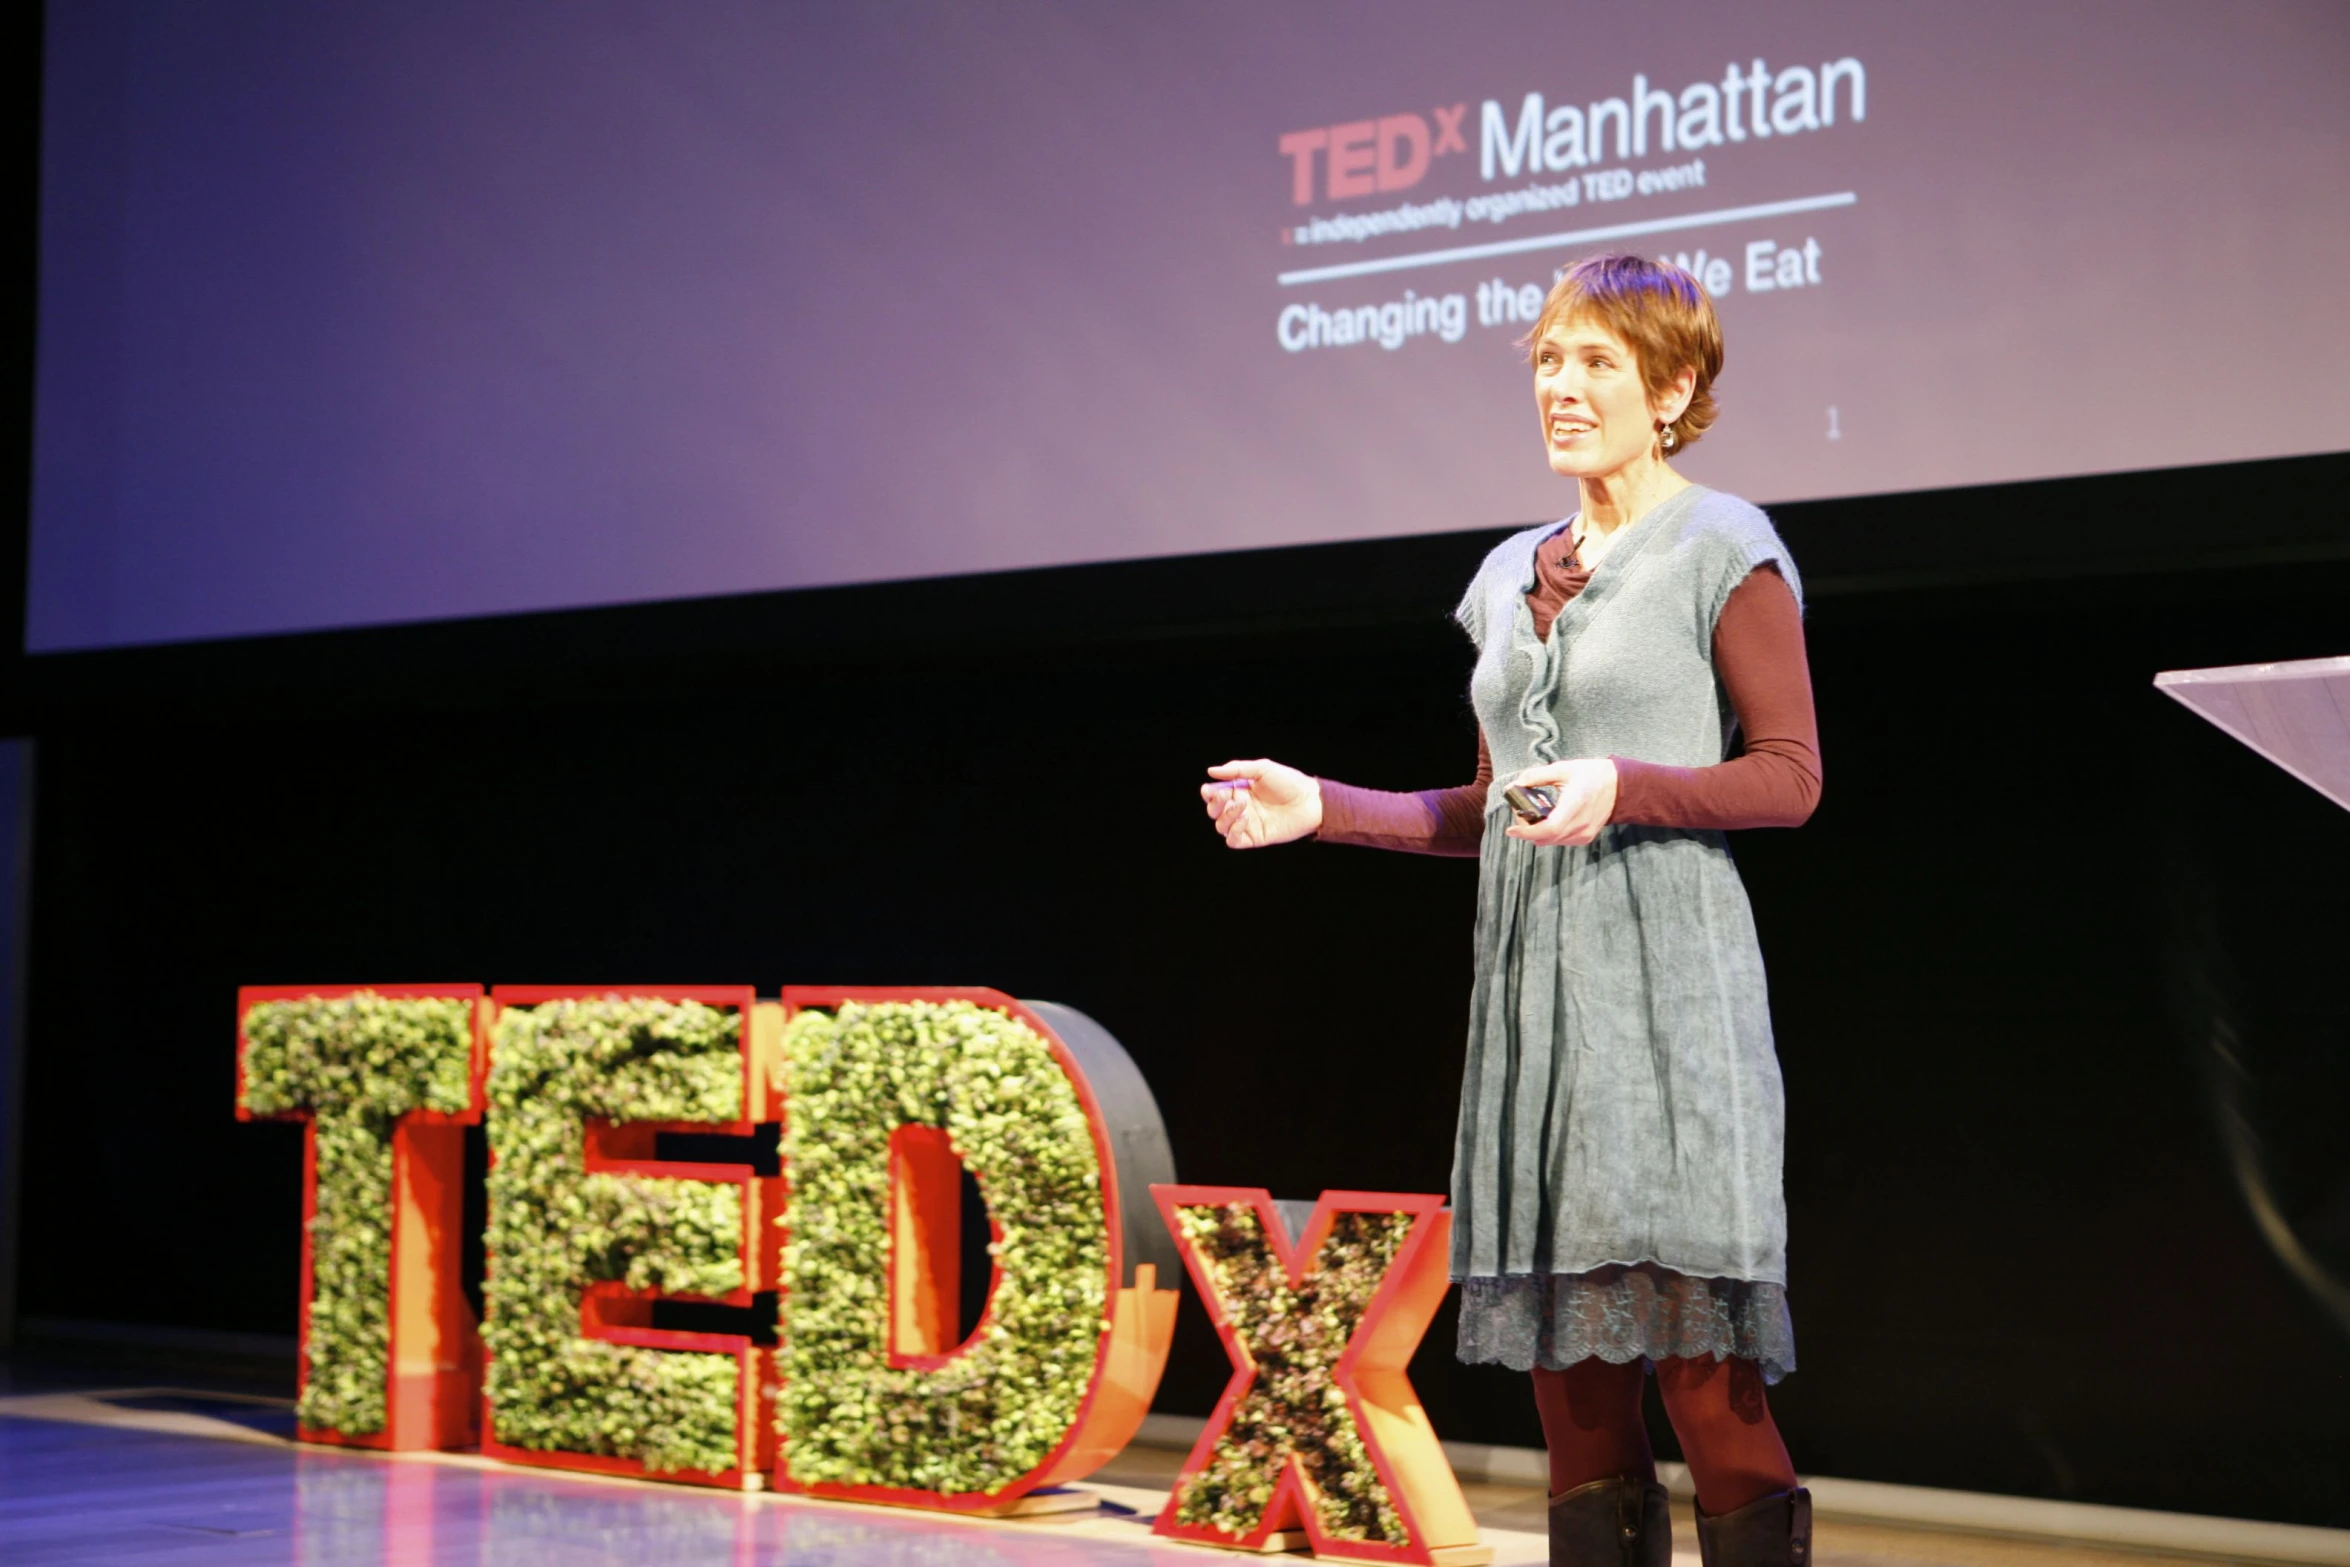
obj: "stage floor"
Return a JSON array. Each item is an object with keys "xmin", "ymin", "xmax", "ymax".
[{"xmin": 0, "ymin": 1384, "xmax": 2308, "ymax": 1566}]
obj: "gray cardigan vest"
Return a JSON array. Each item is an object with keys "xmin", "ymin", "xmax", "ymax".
[{"xmin": 1449, "ymin": 486, "xmax": 1801, "ymax": 1285}]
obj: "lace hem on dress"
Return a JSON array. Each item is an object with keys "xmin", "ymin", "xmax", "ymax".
[{"xmin": 1456, "ymin": 1264, "xmax": 1796, "ymax": 1384}]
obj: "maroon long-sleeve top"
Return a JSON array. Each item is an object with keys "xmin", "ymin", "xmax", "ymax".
[{"xmin": 1317, "ymin": 523, "xmax": 1821, "ymax": 854}]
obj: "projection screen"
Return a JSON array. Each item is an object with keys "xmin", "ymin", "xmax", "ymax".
[{"xmin": 27, "ymin": 0, "xmax": 2350, "ymax": 650}]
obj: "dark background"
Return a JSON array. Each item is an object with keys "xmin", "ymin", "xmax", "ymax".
[
  {"xmin": 5, "ymin": 459, "xmax": 2349, "ymax": 1526},
  {"xmin": 6, "ymin": 0, "xmax": 2350, "ymax": 1532}
]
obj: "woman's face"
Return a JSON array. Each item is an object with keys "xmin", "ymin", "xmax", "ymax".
[{"xmin": 1530, "ymin": 313, "xmax": 1684, "ymax": 483}]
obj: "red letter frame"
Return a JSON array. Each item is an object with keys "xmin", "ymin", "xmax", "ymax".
[{"xmin": 1151, "ymin": 1187, "xmax": 1488, "ymax": 1565}]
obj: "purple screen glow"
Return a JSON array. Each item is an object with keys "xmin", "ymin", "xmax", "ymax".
[{"xmin": 29, "ymin": 0, "xmax": 2350, "ymax": 650}]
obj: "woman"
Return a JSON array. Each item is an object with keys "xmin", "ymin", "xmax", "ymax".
[{"xmin": 1201, "ymin": 254, "xmax": 1819, "ymax": 1567}]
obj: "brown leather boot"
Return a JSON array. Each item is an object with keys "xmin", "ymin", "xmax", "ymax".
[
  {"xmin": 1694, "ymin": 1486, "xmax": 1812, "ymax": 1567},
  {"xmin": 1547, "ymin": 1475, "xmax": 1671, "ymax": 1566}
]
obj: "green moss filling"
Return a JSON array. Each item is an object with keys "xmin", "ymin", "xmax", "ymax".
[
  {"xmin": 778, "ymin": 1000, "xmax": 1108, "ymax": 1494},
  {"xmin": 1169, "ymin": 1203, "xmax": 1414, "ymax": 1544},
  {"xmin": 240, "ymin": 992, "xmax": 475, "ymax": 1436},
  {"xmin": 483, "ymin": 996, "xmax": 746, "ymax": 1475}
]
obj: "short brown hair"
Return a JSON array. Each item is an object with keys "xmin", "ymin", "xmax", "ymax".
[{"xmin": 1522, "ymin": 254, "xmax": 1724, "ymax": 450}]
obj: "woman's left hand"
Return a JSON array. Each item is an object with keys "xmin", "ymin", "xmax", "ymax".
[{"xmin": 1503, "ymin": 757, "xmax": 1619, "ymax": 845}]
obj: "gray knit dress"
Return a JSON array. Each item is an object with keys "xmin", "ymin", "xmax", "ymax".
[{"xmin": 1450, "ymin": 486, "xmax": 1800, "ymax": 1382}]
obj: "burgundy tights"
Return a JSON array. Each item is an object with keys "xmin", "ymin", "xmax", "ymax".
[{"xmin": 1530, "ymin": 1356, "xmax": 1797, "ymax": 1516}]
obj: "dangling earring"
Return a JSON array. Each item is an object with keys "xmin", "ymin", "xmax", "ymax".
[{"xmin": 1659, "ymin": 422, "xmax": 1680, "ymax": 455}]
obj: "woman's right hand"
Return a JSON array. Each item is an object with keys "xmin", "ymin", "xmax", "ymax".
[{"xmin": 1201, "ymin": 759, "xmax": 1323, "ymax": 849}]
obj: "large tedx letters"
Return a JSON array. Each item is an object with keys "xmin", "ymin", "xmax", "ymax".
[
  {"xmin": 241, "ymin": 986, "xmax": 1470, "ymax": 1561},
  {"xmin": 478, "ymin": 986, "xmax": 779, "ymax": 1486},
  {"xmin": 236, "ymin": 985, "xmax": 485, "ymax": 1450},
  {"xmin": 1154, "ymin": 1187, "xmax": 1481, "ymax": 1566},
  {"xmin": 773, "ymin": 989, "xmax": 1178, "ymax": 1511},
  {"xmin": 238, "ymin": 986, "xmax": 1181, "ymax": 1503}
]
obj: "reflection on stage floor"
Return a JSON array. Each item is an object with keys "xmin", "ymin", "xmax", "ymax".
[{"xmin": 0, "ymin": 1385, "xmax": 2323, "ymax": 1567}]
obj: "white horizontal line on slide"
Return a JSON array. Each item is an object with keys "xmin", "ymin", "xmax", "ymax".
[{"xmin": 1274, "ymin": 191, "xmax": 1859, "ymax": 287}]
